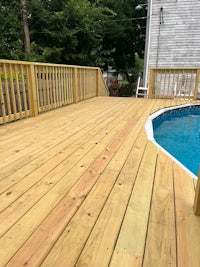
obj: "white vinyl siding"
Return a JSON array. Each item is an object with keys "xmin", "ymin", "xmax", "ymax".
[{"xmin": 147, "ymin": 0, "xmax": 200, "ymax": 74}]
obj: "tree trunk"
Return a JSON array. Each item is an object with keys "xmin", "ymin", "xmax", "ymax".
[{"xmin": 20, "ymin": 0, "xmax": 30, "ymax": 57}]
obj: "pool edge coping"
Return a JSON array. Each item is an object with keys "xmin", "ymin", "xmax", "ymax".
[{"xmin": 145, "ymin": 103, "xmax": 199, "ymax": 180}]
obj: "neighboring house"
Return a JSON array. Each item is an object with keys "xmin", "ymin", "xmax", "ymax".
[{"xmin": 144, "ymin": 0, "xmax": 200, "ymax": 89}]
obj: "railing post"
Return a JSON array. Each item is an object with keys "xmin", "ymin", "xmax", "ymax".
[
  {"xmin": 148, "ymin": 69, "xmax": 154, "ymax": 99},
  {"xmin": 193, "ymin": 69, "xmax": 200, "ymax": 100},
  {"xmin": 73, "ymin": 67, "xmax": 78, "ymax": 103},
  {"xmin": 96, "ymin": 69, "xmax": 99, "ymax": 96},
  {"xmin": 194, "ymin": 169, "xmax": 200, "ymax": 215},
  {"xmin": 28, "ymin": 63, "xmax": 38, "ymax": 116}
]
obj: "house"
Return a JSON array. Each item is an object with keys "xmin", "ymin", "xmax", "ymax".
[{"xmin": 144, "ymin": 0, "xmax": 200, "ymax": 92}]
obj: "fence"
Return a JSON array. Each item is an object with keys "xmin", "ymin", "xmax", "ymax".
[
  {"xmin": 148, "ymin": 68, "xmax": 200, "ymax": 100},
  {"xmin": 0, "ymin": 59, "xmax": 109, "ymax": 124}
]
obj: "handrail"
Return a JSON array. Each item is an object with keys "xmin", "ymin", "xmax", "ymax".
[
  {"xmin": 0, "ymin": 59, "xmax": 109, "ymax": 124},
  {"xmin": 148, "ymin": 68, "xmax": 200, "ymax": 100}
]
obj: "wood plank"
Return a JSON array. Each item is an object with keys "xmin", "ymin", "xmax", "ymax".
[
  {"xmin": 193, "ymin": 178, "xmax": 197, "ymax": 190},
  {"xmin": 174, "ymin": 163, "xmax": 200, "ymax": 267},
  {"xmin": 143, "ymin": 150, "xmax": 176, "ymax": 267},
  {"xmin": 3, "ymin": 63, "xmax": 12, "ymax": 120},
  {"xmin": 40, "ymin": 112, "xmax": 152, "ymax": 267},
  {"xmin": 76, "ymin": 142, "xmax": 157, "ymax": 267},
  {"xmin": 109, "ymin": 252, "xmax": 142, "ymax": 267},
  {"xmin": 0, "ymin": 98, "xmax": 131, "ymax": 181},
  {"xmin": 0, "ymin": 102, "xmax": 136, "ymax": 235},
  {"xmin": 1, "ymin": 98, "xmax": 200, "ymax": 267},
  {"xmin": 0, "ymin": 107, "xmax": 139, "ymax": 265},
  {"xmin": 99, "ymin": 101, "xmax": 153, "ymax": 176},
  {"xmin": 0, "ymin": 99, "xmax": 134, "ymax": 204},
  {"xmin": 0, "ymin": 98, "xmax": 135, "ymax": 175},
  {"xmin": 194, "ymin": 175, "xmax": 200, "ymax": 215},
  {"xmin": 73, "ymin": 67, "xmax": 78, "ymax": 103},
  {"xmin": 14, "ymin": 64, "xmax": 23, "ymax": 119},
  {"xmin": 0, "ymin": 77, "xmax": 6, "ymax": 123},
  {"xmin": 12, "ymin": 169, "xmax": 119, "ymax": 267},
  {"xmin": 20, "ymin": 64, "xmax": 29, "ymax": 117},
  {"xmin": 8, "ymin": 64, "xmax": 17, "ymax": 120},
  {"xmin": 0, "ymin": 95, "xmax": 116, "ymax": 146},
  {"xmin": 109, "ymin": 142, "xmax": 157, "ymax": 267}
]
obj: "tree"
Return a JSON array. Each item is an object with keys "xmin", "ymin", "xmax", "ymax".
[
  {"xmin": 0, "ymin": 0, "xmax": 24, "ymax": 60},
  {"xmin": 20, "ymin": 0, "xmax": 30, "ymax": 57},
  {"xmin": 0, "ymin": 0, "xmax": 147, "ymax": 82},
  {"xmin": 25, "ymin": 0, "xmax": 116, "ymax": 65},
  {"xmin": 97, "ymin": 0, "xmax": 147, "ymax": 80}
]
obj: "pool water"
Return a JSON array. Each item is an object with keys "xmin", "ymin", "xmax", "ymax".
[{"xmin": 153, "ymin": 105, "xmax": 200, "ymax": 176}]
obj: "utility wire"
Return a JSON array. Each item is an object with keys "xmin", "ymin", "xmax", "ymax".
[
  {"xmin": 0, "ymin": 27, "xmax": 146, "ymax": 35},
  {"xmin": 0, "ymin": 16, "xmax": 147, "ymax": 35},
  {"xmin": 110, "ymin": 16, "xmax": 147, "ymax": 22}
]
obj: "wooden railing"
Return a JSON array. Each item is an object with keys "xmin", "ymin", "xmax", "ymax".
[
  {"xmin": 148, "ymin": 68, "xmax": 200, "ymax": 100},
  {"xmin": 0, "ymin": 60, "xmax": 109, "ymax": 124},
  {"xmin": 194, "ymin": 171, "xmax": 200, "ymax": 215}
]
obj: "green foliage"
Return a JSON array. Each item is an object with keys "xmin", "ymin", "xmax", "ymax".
[
  {"xmin": 118, "ymin": 84, "xmax": 134, "ymax": 97},
  {"xmin": 109, "ymin": 83, "xmax": 119, "ymax": 96},
  {"xmin": 99, "ymin": 0, "xmax": 147, "ymax": 72},
  {"xmin": 0, "ymin": 72, "xmax": 23, "ymax": 82},
  {"xmin": 109, "ymin": 83, "xmax": 134, "ymax": 97},
  {"xmin": 25, "ymin": 0, "xmax": 118, "ymax": 65},
  {"xmin": 0, "ymin": 0, "xmax": 147, "ymax": 81},
  {"xmin": 0, "ymin": 0, "xmax": 24, "ymax": 60}
]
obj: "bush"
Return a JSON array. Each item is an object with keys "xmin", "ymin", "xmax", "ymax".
[
  {"xmin": 118, "ymin": 84, "xmax": 134, "ymax": 97},
  {"xmin": 109, "ymin": 84, "xmax": 119, "ymax": 96}
]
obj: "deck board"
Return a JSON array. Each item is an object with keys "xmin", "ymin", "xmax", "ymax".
[
  {"xmin": 1, "ymin": 97, "xmax": 200, "ymax": 267},
  {"xmin": 110, "ymin": 141, "xmax": 157, "ymax": 267},
  {"xmin": 143, "ymin": 151, "xmax": 176, "ymax": 267}
]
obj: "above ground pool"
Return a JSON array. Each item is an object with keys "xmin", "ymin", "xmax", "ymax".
[{"xmin": 145, "ymin": 104, "xmax": 200, "ymax": 177}]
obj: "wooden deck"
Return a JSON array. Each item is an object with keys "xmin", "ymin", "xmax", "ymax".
[{"xmin": 1, "ymin": 97, "xmax": 200, "ymax": 267}]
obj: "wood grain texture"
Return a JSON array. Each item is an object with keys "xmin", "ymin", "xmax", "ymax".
[
  {"xmin": 0, "ymin": 97, "xmax": 199, "ymax": 267},
  {"xmin": 174, "ymin": 163, "xmax": 200, "ymax": 267},
  {"xmin": 194, "ymin": 174, "xmax": 200, "ymax": 215},
  {"xmin": 143, "ymin": 151, "xmax": 176, "ymax": 267},
  {"xmin": 109, "ymin": 141, "xmax": 157, "ymax": 267}
]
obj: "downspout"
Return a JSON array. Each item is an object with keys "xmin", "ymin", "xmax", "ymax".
[
  {"xmin": 156, "ymin": 7, "xmax": 164, "ymax": 67},
  {"xmin": 143, "ymin": 0, "xmax": 153, "ymax": 88}
]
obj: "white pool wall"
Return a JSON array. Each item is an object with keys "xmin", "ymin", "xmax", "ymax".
[{"xmin": 145, "ymin": 104, "xmax": 199, "ymax": 179}]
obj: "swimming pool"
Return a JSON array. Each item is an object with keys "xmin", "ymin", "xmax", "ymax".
[{"xmin": 145, "ymin": 104, "xmax": 200, "ymax": 178}]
